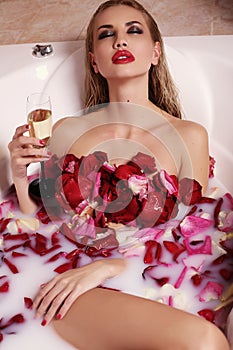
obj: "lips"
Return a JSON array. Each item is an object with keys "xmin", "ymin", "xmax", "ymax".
[{"xmin": 112, "ymin": 50, "xmax": 135, "ymax": 64}]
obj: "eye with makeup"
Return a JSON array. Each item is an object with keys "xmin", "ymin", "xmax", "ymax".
[
  {"xmin": 97, "ymin": 24, "xmax": 143, "ymax": 40},
  {"xmin": 127, "ymin": 25, "xmax": 143, "ymax": 34},
  {"xmin": 98, "ymin": 30, "xmax": 114, "ymax": 40}
]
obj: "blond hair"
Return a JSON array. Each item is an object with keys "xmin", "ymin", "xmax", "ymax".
[{"xmin": 85, "ymin": 0, "xmax": 182, "ymax": 119}]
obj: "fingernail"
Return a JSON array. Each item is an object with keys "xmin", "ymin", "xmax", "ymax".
[
  {"xmin": 57, "ymin": 314, "xmax": 62, "ymax": 320},
  {"xmin": 40, "ymin": 283, "xmax": 46, "ymax": 288},
  {"xmin": 41, "ymin": 319, "xmax": 47, "ymax": 326},
  {"xmin": 47, "ymin": 151, "xmax": 52, "ymax": 156},
  {"xmin": 39, "ymin": 139, "xmax": 45, "ymax": 145}
]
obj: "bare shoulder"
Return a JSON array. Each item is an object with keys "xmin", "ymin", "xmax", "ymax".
[
  {"xmin": 172, "ymin": 118, "xmax": 208, "ymax": 145},
  {"xmin": 52, "ymin": 116, "xmax": 70, "ymax": 131}
]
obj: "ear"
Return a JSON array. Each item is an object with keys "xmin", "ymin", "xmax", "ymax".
[
  {"xmin": 151, "ymin": 41, "xmax": 161, "ymax": 66},
  {"xmin": 89, "ymin": 52, "xmax": 99, "ymax": 73}
]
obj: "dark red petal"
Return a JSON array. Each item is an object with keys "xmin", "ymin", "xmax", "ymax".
[
  {"xmin": 214, "ymin": 198, "xmax": 223, "ymax": 227},
  {"xmin": 51, "ymin": 231, "xmax": 60, "ymax": 245},
  {"xmin": 0, "ymin": 218, "xmax": 12, "ymax": 233},
  {"xmin": 11, "ymin": 251, "xmax": 27, "ymax": 258},
  {"xmin": 40, "ymin": 244, "xmax": 62, "ymax": 256},
  {"xmin": 0, "ymin": 313, "xmax": 25, "ymax": 329},
  {"xmin": 24, "ymin": 297, "xmax": 33, "ymax": 309},
  {"xmin": 211, "ymin": 254, "xmax": 227, "ymax": 265},
  {"xmin": 65, "ymin": 249, "xmax": 82, "ymax": 260},
  {"xmin": 3, "ymin": 257, "xmax": 19, "ymax": 274},
  {"xmin": 4, "ymin": 233, "xmax": 29, "ymax": 241},
  {"xmin": 144, "ymin": 241, "xmax": 157, "ymax": 264},
  {"xmin": 191, "ymin": 274, "xmax": 203, "ymax": 286},
  {"xmin": 163, "ymin": 241, "xmax": 186, "ymax": 262},
  {"xmin": 46, "ymin": 251, "xmax": 66, "ymax": 263},
  {"xmin": 219, "ymin": 268, "xmax": 233, "ymax": 281},
  {"xmin": 54, "ymin": 262, "xmax": 73, "ymax": 274},
  {"xmin": 198, "ymin": 309, "xmax": 215, "ymax": 322},
  {"xmin": 35, "ymin": 233, "xmax": 47, "ymax": 254},
  {"xmin": 0, "ymin": 281, "xmax": 9, "ymax": 293}
]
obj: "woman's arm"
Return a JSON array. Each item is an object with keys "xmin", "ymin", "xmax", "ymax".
[
  {"xmin": 178, "ymin": 121, "xmax": 209, "ymax": 194},
  {"xmin": 8, "ymin": 124, "xmax": 51, "ymax": 214},
  {"xmin": 33, "ymin": 258, "xmax": 126, "ymax": 325}
]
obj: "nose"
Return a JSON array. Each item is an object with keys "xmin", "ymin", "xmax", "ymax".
[{"xmin": 113, "ymin": 34, "xmax": 128, "ymax": 49}]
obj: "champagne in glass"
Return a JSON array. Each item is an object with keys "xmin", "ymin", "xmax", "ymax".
[
  {"xmin": 27, "ymin": 93, "xmax": 52, "ymax": 146},
  {"xmin": 27, "ymin": 93, "xmax": 54, "ymax": 201}
]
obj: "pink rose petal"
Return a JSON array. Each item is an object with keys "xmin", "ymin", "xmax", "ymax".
[
  {"xmin": 159, "ymin": 170, "xmax": 178, "ymax": 196},
  {"xmin": 180, "ymin": 215, "xmax": 212, "ymax": 237},
  {"xmin": 199, "ymin": 281, "xmax": 223, "ymax": 302},
  {"xmin": 184, "ymin": 236, "xmax": 212, "ymax": 255},
  {"xmin": 0, "ymin": 200, "xmax": 14, "ymax": 218},
  {"xmin": 174, "ymin": 266, "xmax": 188, "ymax": 289}
]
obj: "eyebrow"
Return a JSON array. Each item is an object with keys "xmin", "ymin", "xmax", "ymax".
[{"xmin": 97, "ymin": 21, "xmax": 143, "ymax": 31}]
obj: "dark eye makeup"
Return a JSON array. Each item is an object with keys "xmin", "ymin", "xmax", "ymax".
[
  {"xmin": 98, "ymin": 30, "xmax": 114, "ymax": 40},
  {"xmin": 97, "ymin": 24, "xmax": 143, "ymax": 40}
]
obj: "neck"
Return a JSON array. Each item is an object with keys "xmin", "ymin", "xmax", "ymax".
[{"xmin": 107, "ymin": 75, "xmax": 151, "ymax": 108}]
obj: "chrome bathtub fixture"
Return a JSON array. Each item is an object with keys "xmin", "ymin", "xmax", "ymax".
[{"xmin": 32, "ymin": 44, "xmax": 53, "ymax": 57}]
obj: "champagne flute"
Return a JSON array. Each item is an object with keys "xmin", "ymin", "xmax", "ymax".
[{"xmin": 27, "ymin": 92, "xmax": 53, "ymax": 200}]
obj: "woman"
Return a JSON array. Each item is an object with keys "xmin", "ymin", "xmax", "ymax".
[{"xmin": 8, "ymin": 0, "xmax": 229, "ymax": 349}]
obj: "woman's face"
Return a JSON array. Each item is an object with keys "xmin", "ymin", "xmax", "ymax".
[{"xmin": 90, "ymin": 5, "xmax": 160, "ymax": 81}]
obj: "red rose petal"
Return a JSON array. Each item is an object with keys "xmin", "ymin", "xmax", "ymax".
[
  {"xmin": 219, "ymin": 268, "xmax": 233, "ymax": 281},
  {"xmin": 191, "ymin": 274, "xmax": 203, "ymax": 286},
  {"xmin": 54, "ymin": 262, "xmax": 73, "ymax": 274},
  {"xmin": 24, "ymin": 297, "xmax": 33, "ymax": 309},
  {"xmin": 0, "ymin": 218, "xmax": 12, "ymax": 233},
  {"xmin": 163, "ymin": 241, "xmax": 186, "ymax": 262},
  {"xmin": 0, "ymin": 281, "xmax": 9, "ymax": 293},
  {"xmin": 198, "ymin": 309, "xmax": 215, "ymax": 322},
  {"xmin": 11, "ymin": 251, "xmax": 27, "ymax": 258},
  {"xmin": 3, "ymin": 257, "xmax": 19, "ymax": 274}
]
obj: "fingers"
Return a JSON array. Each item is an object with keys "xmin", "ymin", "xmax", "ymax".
[
  {"xmin": 9, "ymin": 134, "xmax": 46, "ymax": 150},
  {"xmin": 12, "ymin": 124, "xmax": 30, "ymax": 139},
  {"xmin": 9, "ymin": 123, "xmax": 47, "ymax": 150},
  {"xmin": 33, "ymin": 277, "xmax": 81, "ymax": 325},
  {"xmin": 8, "ymin": 124, "xmax": 51, "ymax": 169}
]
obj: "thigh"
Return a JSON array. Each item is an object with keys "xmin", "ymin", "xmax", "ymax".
[{"xmin": 52, "ymin": 287, "xmax": 229, "ymax": 350}]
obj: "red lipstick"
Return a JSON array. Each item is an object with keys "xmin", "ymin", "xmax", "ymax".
[{"xmin": 112, "ymin": 50, "xmax": 135, "ymax": 64}]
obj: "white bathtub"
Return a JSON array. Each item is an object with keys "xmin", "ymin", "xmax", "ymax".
[
  {"xmin": 0, "ymin": 37, "xmax": 232, "ymax": 349},
  {"xmin": 0, "ymin": 36, "xmax": 233, "ymax": 198}
]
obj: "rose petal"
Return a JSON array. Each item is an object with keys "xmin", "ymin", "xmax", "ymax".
[
  {"xmin": 174, "ymin": 266, "xmax": 188, "ymax": 289},
  {"xmin": 180, "ymin": 215, "xmax": 212, "ymax": 237},
  {"xmin": 199, "ymin": 281, "xmax": 223, "ymax": 302},
  {"xmin": 24, "ymin": 297, "xmax": 33, "ymax": 309},
  {"xmin": 159, "ymin": 170, "xmax": 178, "ymax": 196},
  {"xmin": 198, "ymin": 309, "xmax": 215, "ymax": 322},
  {"xmin": 3, "ymin": 257, "xmax": 19, "ymax": 274},
  {"xmin": 0, "ymin": 200, "xmax": 14, "ymax": 219},
  {"xmin": 184, "ymin": 236, "xmax": 212, "ymax": 255}
]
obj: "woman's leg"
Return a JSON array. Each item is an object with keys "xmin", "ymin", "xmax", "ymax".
[{"xmin": 52, "ymin": 287, "xmax": 230, "ymax": 350}]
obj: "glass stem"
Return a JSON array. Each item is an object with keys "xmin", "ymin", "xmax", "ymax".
[
  {"xmin": 40, "ymin": 161, "xmax": 46, "ymax": 180},
  {"xmin": 40, "ymin": 161, "xmax": 49, "ymax": 194}
]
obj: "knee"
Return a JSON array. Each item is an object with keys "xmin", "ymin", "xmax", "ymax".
[{"xmin": 192, "ymin": 321, "xmax": 230, "ymax": 350}]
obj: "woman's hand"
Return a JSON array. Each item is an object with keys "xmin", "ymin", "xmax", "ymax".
[
  {"xmin": 33, "ymin": 258, "xmax": 126, "ymax": 325},
  {"xmin": 8, "ymin": 124, "xmax": 50, "ymax": 181}
]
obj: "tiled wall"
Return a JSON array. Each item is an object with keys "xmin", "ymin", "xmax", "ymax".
[{"xmin": 0, "ymin": 0, "xmax": 232, "ymax": 45}]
